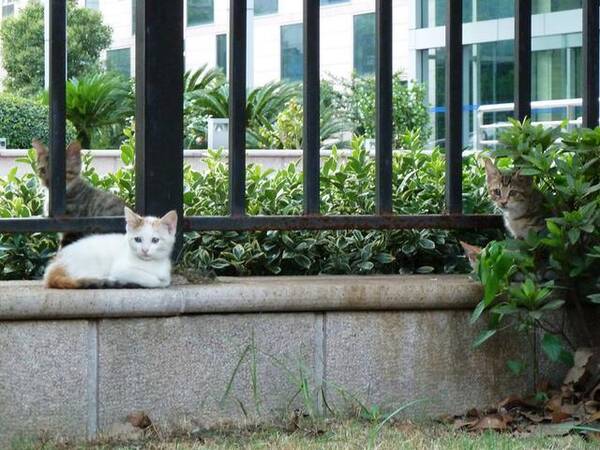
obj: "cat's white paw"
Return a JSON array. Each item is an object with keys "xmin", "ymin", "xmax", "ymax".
[{"xmin": 157, "ymin": 278, "xmax": 171, "ymax": 288}]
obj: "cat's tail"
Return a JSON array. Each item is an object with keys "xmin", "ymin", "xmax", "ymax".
[
  {"xmin": 44, "ymin": 263, "xmax": 82, "ymax": 289},
  {"xmin": 44, "ymin": 264, "xmax": 140, "ymax": 289}
]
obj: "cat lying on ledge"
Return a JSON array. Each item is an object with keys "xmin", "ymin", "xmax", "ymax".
[{"xmin": 44, "ymin": 207, "xmax": 177, "ymax": 289}]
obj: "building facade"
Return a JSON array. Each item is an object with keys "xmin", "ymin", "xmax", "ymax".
[
  {"xmin": 98, "ymin": 0, "xmax": 410, "ymax": 86},
  {"xmin": 2, "ymin": 1, "xmax": 593, "ymax": 149},
  {"xmin": 408, "ymin": 0, "xmax": 589, "ymax": 145}
]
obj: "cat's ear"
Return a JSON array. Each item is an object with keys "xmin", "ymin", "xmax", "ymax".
[
  {"xmin": 160, "ymin": 210, "xmax": 178, "ymax": 235},
  {"xmin": 124, "ymin": 207, "xmax": 143, "ymax": 229},
  {"xmin": 459, "ymin": 241, "xmax": 482, "ymax": 269},
  {"xmin": 32, "ymin": 139, "xmax": 48, "ymax": 156},
  {"xmin": 483, "ymin": 158, "xmax": 500, "ymax": 180},
  {"xmin": 66, "ymin": 141, "xmax": 82, "ymax": 159},
  {"xmin": 460, "ymin": 241, "xmax": 482, "ymax": 257}
]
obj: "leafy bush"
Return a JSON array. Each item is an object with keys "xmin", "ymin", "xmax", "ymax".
[
  {"xmin": 331, "ymin": 72, "xmax": 431, "ymax": 149},
  {"xmin": 471, "ymin": 119, "xmax": 600, "ymax": 365},
  {"xmin": 0, "ymin": 94, "xmax": 76, "ymax": 148},
  {"xmin": 183, "ymin": 71, "xmax": 431, "ymax": 150},
  {"xmin": 0, "ymin": 161, "xmax": 56, "ymax": 279},
  {"xmin": 0, "ymin": 127, "xmax": 499, "ymax": 279},
  {"xmin": 184, "ymin": 78, "xmax": 299, "ymax": 149},
  {"xmin": 250, "ymin": 98, "xmax": 345, "ymax": 149}
]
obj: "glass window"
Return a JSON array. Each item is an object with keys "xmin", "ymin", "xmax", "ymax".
[
  {"xmin": 216, "ymin": 34, "xmax": 227, "ymax": 74},
  {"xmin": 187, "ymin": 0, "xmax": 213, "ymax": 26},
  {"xmin": 418, "ymin": 0, "xmax": 473, "ymax": 28},
  {"xmin": 85, "ymin": 0, "xmax": 99, "ymax": 9},
  {"xmin": 255, "ymin": 0, "xmax": 277, "ymax": 15},
  {"xmin": 533, "ymin": 0, "xmax": 582, "ymax": 13},
  {"xmin": 281, "ymin": 23, "xmax": 303, "ymax": 81},
  {"xmin": 478, "ymin": 40, "xmax": 514, "ymax": 105},
  {"xmin": 106, "ymin": 48, "xmax": 131, "ymax": 77},
  {"xmin": 320, "ymin": 0, "xmax": 349, "ymax": 5},
  {"xmin": 1, "ymin": 3, "xmax": 14, "ymax": 18},
  {"xmin": 353, "ymin": 13, "xmax": 376, "ymax": 75},
  {"xmin": 476, "ymin": 0, "xmax": 513, "ymax": 21}
]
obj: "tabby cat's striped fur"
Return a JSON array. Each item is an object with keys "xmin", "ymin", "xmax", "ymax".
[
  {"xmin": 33, "ymin": 140, "xmax": 127, "ymax": 247},
  {"xmin": 484, "ymin": 159, "xmax": 546, "ymax": 239}
]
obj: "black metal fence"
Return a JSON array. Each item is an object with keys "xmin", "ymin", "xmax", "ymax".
[{"xmin": 0, "ymin": 0, "xmax": 598, "ymax": 236}]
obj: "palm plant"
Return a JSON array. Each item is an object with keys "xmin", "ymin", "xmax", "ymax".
[
  {"xmin": 46, "ymin": 73, "xmax": 134, "ymax": 148},
  {"xmin": 184, "ymin": 80, "xmax": 301, "ymax": 148},
  {"xmin": 184, "ymin": 64, "xmax": 226, "ymax": 93}
]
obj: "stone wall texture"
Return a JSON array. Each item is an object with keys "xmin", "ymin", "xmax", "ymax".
[{"xmin": 0, "ymin": 275, "xmax": 566, "ymax": 445}]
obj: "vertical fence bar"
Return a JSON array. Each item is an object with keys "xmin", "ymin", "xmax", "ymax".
[
  {"xmin": 229, "ymin": 0, "xmax": 247, "ymax": 217},
  {"xmin": 376, "ymin": 0, "xmax": 393, "ymax": 215},
  {"xmin": 583, "ymin": 0, "xmax": 599, "ymax": 128},
  {"xmin": 514, "ymin": 0, "xmax": 532, "ymax": 121},
  {"xmin": 135, "ymin": 0, "xmax": 184, "ymax": 224},
  {"xmin": 48, "ymin": 0, "xmax": 66, "ymax": 216},
  {"xmin": 303, "ymin": 0, "xmax": 320, "ymax": 215},
  {"xmin": 445, "ymin": 0, "xmax": 462, "ymax": 214}
]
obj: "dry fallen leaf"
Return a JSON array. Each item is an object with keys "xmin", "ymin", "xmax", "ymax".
[
  {"xmin": 498, "ymin": 395, "xmax": 532, "ymax": 412},
  {"xmin": 521, "ymin": 411, "xmax": 546, "ymax": 424},
  {"xmin": 453, "ymin": 418, "xmax": 479, "ymax": 429},
  {"xmin": 127, "ymin": 411, "xmax": 152, "ymax": 429},
  {"xmin": 472, "ymin": 414, "xmax": 510, "ymax": 431},
  {"xmin": 551, "ymin": 411, "xmax": 572, "ymax": 423}
]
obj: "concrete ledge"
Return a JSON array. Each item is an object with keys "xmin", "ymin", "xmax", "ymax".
[
  {"xmin": 0, "ymin": 275, "xmax": 482, "ymax": 320},
  {"xmin": 1, "ymin": 275, "xmax": 533, "ymax": 446}
]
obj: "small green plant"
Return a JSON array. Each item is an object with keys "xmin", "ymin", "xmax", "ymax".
[{"xmin": 471, "ymin": 119, "xmax": 600, "ymax": 365}]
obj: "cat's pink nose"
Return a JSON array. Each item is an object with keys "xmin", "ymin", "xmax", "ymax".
[
  {"xmin": 142, "ymin": 248, "xmax": 149, "ymax": 255},
  {"xmin": 500, "ymin": 201, "xmax": 508, "ymax": 207}
]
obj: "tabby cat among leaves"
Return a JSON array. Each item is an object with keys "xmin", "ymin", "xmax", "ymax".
[
  {"xmin": 33, "ymin": 140, "xmax": 126, "ymax": 246},
  {"xmin": 484, "ymin": 158, "xmax": 546, "ymax": 240},
  {"xmin": 44, "ymin": 207, "xmax": 177, "ymax": 289}
]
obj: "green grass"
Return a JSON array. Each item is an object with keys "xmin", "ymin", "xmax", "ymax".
[{"xmin": 12, "ymin": 420, "xmax": 597, "ymax": 450}]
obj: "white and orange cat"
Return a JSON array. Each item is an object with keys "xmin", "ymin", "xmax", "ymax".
[{"xmin": 44, "ymin": 207, "xmax": 177, "ymax": 289}]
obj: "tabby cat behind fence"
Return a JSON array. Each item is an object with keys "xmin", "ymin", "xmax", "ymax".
[
  {"xmin": 33, "ymin": 140, "xmax": 126, "ymax": 246},
  {"xmin": 484, "ymin": 158, "xmax": 546, "ymax": 240}
]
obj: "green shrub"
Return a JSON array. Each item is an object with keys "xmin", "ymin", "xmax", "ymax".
[
  {"xmin": 471, "ymin": 119, "xmax": 600, "ymax": 365},
  {"xmin": 0, "ymin": 94, "xmax": 76, "ymax": 148},
  {"xmin": 184, "ymin": 80, "xmax": 299, "ymax": 149},
  {"xmin": 183, "ymin": 72, "xmax": 431, "ymax": 150},
  {"xmin": 250, "ymin": 98, "xmax": 345, "ymax": 149},
  {"xmin": 0, "ymin": 162, "xmax": 56, "ymax": 279},
  {"xmin": 332, "ymin": 72, "xmax": 431, "ymax": 149},
  {"xmin": 0, "ymin": 128, "xmax": 499, "ymax": 279}
]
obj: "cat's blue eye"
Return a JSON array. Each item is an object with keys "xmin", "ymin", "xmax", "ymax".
[
  {"xmin": 134, "ymin": 237, "xmax": 142, "ymax": 243},
  {"xmin": 152, "ymin": 238, "xmax": 160, "ymax": 244}
]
